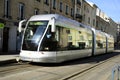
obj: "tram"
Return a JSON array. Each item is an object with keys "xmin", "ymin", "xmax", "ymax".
[{"xmin": 18, "ymin": 14, "xmax": 114, "ymax": 63}]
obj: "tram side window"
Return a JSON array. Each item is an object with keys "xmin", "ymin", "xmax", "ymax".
[
  {"xmin": 56, "ymin": 26, "xmax": 68, "ymax": 50},
  {"xmin": 56, "ymin": 26, "xmax": 92, "ymax": 50},
  {"xmin": 40, "ymin": 25, "xmax": 59, "ymax": 51},
  {"xmin": 108, "ymin": 38, "xmax": 114, "ymax": 48},
  {"xmin": 41, "ymin": 25, "xmax": 93, "ymax": 51},
  {"xmin": 96, "ymin": 33, "xmax": 106, "ymax": 49}
]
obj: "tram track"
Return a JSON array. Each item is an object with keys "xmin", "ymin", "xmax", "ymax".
[
  {"xmin": 0, "ymin": 63, "xmax": 43, "ymax": 77},
  {"xmin": 0, "ymin": 51, "xmax": 120, "ymax": 80},
  {"xmin": 60, "ymin": 52, "xmax": 120, "ymax": 80}
]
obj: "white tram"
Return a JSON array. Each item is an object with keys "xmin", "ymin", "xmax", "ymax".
[{"xmin": 19, "ymin": 14, "xmax": 114, "ymax": 63}]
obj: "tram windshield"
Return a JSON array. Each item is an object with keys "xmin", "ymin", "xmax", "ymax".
[{"xmin": 22, "ymin": 21, "xmax": 48, "ymax": 51}]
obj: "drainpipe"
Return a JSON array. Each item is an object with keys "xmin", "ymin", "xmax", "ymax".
[{"xmin": 74, "ymin": 0, "xmax": 77, "ymax": 20}]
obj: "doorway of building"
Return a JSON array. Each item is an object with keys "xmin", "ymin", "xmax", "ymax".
[{"xmin": 2, "ymin": 27, "xmax": 9, "ymax": 52}]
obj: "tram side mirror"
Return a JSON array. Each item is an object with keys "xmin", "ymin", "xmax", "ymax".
[
  {"xmin": 18, "ymin": 19, "xmax": 26, "ymax": 33},
  {"xmin": 51, "ymin": 24, "xmax": 55, "ymax": 32},
  {"xmin": 51, "ymin": 17, "xmax": 56, "ymax": 32}
]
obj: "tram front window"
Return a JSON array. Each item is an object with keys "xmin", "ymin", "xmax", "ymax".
[{"xmin": 22, "ymin": 21, "xmax": 48, "ymax": 51}]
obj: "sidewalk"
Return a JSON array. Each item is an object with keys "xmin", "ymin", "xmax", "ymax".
[{"xmin": 0, "ymin": 52, "xmax": 19, "ymax": 65}]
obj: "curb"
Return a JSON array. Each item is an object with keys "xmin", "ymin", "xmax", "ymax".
[{"xmin": 0, "ymin": 59, "xmax": 17, "ymax": 66}]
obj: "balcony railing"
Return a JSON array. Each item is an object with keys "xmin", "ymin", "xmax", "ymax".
[
  {"xmin": 77, "ymin": 0, "xmax": 81, "ymax": 6},
  {"xmin": 76, "ymin": 14, "xmax": 82, "ymax": 22},
  {"xmin": 0, "ymin": 19, "xmax": 5, "ymax": 23},
  {"xmin": 76, "ymin": 14, "xmax": 82, "ymax": 19}
]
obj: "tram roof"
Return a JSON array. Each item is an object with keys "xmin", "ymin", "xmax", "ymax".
[
  {"xmin": 28, "ymin": 14, "xmax": 114, "ymax": 39},
  {"xmin": 29, "ymin": 14, "xmax": 92, "ymax": 30}
]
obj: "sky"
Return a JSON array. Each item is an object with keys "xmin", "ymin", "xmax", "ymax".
[{"xmin": 86, "ymin": 0, "xmax": 120, "ymax": 23}]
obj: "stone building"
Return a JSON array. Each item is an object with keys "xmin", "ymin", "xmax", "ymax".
[
  {"xmin": 81, "ymin": 0, "xmax": 97, "ymax": 28},
  {"xmin": 117, "ymin": 23, "xmax": 120, "ymax": 42},
  {"xmin": 108, "ymin": 18, "xmax": 117, "ymax": 42},
  {"xmin": 116, "ymin": 23, "xmax": 120, "ymax": 47},
  {"xmin": 0, "ymin": 0, "xmax": 118, "ymax": 54},
  {"xmin": 96, "ymin": 8, "xmax": 117, "ymax": 42},
  {"xmin": 0, "ymin": 0, "xmax": 83, "ymax": 53}
]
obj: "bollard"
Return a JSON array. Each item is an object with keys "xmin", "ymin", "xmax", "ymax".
[
  {"xmin": 118, "ymin": 66, "xmax": 120, "ymax": 80},
  {"xmin": 112, "ymin": 65, "xmax": 120, "ymax": 80}
]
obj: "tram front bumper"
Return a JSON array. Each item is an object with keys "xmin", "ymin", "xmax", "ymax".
[
  {"xmin": 20, "ymin": 56, "xmax": 57, "ymax": 63},
  {"xmin": 20, "ymin": 51, "xmax": 57, "ymax": 63}
]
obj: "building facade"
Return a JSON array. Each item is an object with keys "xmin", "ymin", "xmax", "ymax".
[
  {"xmin": 116, "ymin": 24, "xmax": 120, "ymax": 46},
  {"xmin": 81, "ymin": 0, "xmax": 97, "ymax": 28},
  {"xmin": 96, "ymin": 8, "xmax": 117, "ymax": 42},
  {"xmin": 0, "ymin": 0, "xmax": 83, "ymax": 53},
  {"xmin": 117, "ymin": 23, "xmax": 120, "ymax": 42},
  {"xmin": 108, "ymin": 19, "xmax": 117, "ymax": 42},
  {"xmin": 0, "ymin": 0, "xmax": 118, "ymax": 53}
]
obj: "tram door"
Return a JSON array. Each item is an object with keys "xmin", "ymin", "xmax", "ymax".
[{"xmin": 2, "ymin": 27, "xmax": 9, "ymax": 52}]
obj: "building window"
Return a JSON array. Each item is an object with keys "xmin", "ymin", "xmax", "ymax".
[
  {"xmin": 84, "ymin": 5, "xmax": 86, "ymax": 10},
  {"xmin": 71, "ymin": 0, "xmax": 75, "ymax": 3},
  {"xmin": 60, "ymin": 2, "xmax": 63, "ymax": 12},
  {"xmin": 71, "ymin": 8, "xmax": 73, "ymax": 16},
  {"xmin": 36, "ymin": 0, "xmax": 40, "ymax": 2},
  {"xmin": 65, "ymin": 5, "xmax": 69, "ymax": 15},
  {"xmin": 77, "ymin": 0, "xmax": 81, "ymax": 5},
  {"xmin": 44, "ymin": 0, "xmax": 49, "ymax": 5},
  {"xmin": 76, "ymin": 8, "xmax": 79, "ymax": 14},
  {"xmin": 34, "ymin": 8, "xmax": 39, "ymax": 15},
  {"xmin": 88, "ymin": 17, "xmax": 90, "ymax": 24},
  {"xmin": 68, "ymin": 36, "xmax": 72, "ymax": 40},
  {"xmin": 83, "ymin": 14, "xmax": 85, "ymax": 21},
  {"xmin": 66, "ymin": 30, "xmax": 70, "ymax": 34},
  {"xmin": 44, "ymin": 11, "xmax": 48, "ymax": 14},
  {"xmin": 53, "ymin": 0, "xmax": 56, "ymax": 9},
  {"xmin": 96, "ymin": 21, "xmax": 98, "ymax": 28},
  {"xmin": 93, "ymin": 19, "xmax": 95, "ymax": 26},
  {"xmin": 86, "ymin": 8, "xmax": 89, "ymax": 13},
  {"xmin": 19, "ymin": 3, "xmax": 25, "ymax": 20},
  {"xmin": 4, "ymin": 0, "xmax": 11, "ymax": 18}
]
